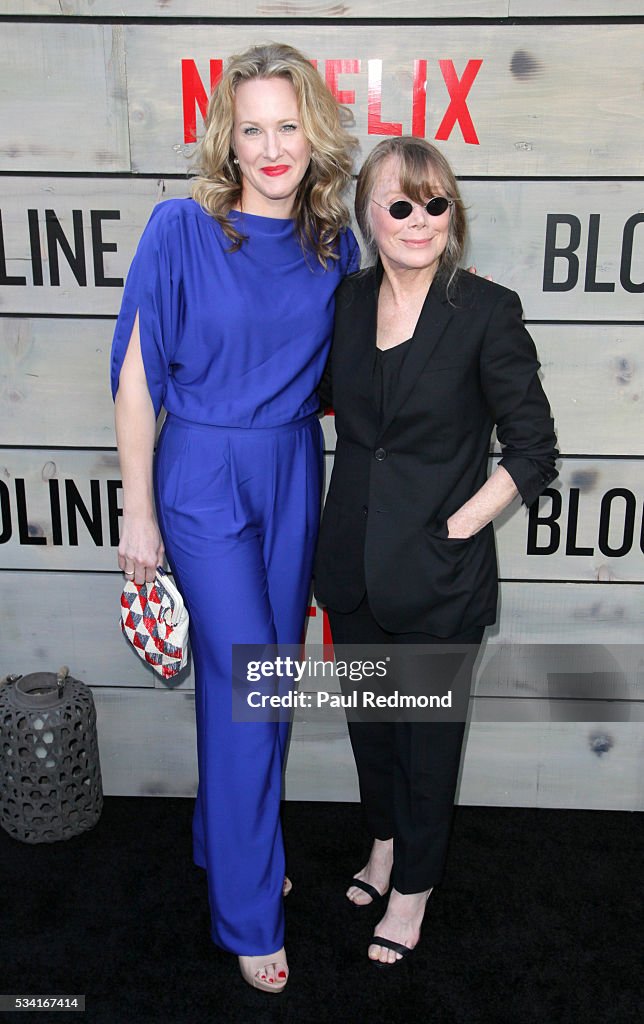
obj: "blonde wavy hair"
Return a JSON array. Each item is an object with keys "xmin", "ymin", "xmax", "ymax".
[{"xmin": 191, "ymin": 42, "xmax": 358, "ymax": 268}]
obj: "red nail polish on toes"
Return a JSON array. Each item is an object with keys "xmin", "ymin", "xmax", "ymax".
[{"xmin": 278, "ymin": 971, "xmax": 287, "ymax": 979}]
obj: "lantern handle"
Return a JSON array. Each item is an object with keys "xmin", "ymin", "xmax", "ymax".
[{"xmin": 56, "ymin": 666, "xmax": 69, "ymax": 698}]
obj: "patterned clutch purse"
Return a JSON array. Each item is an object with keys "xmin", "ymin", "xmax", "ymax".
[{"xmin": 120, "ymin": 568, "xmax": 189, "ymax": 678}]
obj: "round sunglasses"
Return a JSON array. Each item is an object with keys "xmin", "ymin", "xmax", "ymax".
[{"xmin": 372, "ymin": 196, "xmax": 454, "ymax": 219}]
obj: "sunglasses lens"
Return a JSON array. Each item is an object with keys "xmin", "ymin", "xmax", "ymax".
[
  {"xmin": 426, "ymin": 197, "xmax": 449, "ymax": 216},
  {"xmin": 388, "ymin": 201, "xmax": 413, "ymax": 220},
  {"xmin": 382, "ymin": 198, "xmax": 451, "ymax": 218}
]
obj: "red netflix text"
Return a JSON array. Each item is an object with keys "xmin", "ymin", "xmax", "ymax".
[{"xmin": 181, "ymin": 57, "xmax": 483, "ymax": 146}]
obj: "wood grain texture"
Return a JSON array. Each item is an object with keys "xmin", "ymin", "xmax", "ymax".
[
  {"xmin": 494, "ymin": 458, "xmax": 644, "ymax": 584},
  {"xmin": 490, "ymin": 580, "xmax": 644, "ymax": 645},
  {"xmin": 509, "ymin": 1, "xmax": 643, "ymax": 14},
  {"xmin": 456, "ymin": 716, "xmax": 644, "ymax": 811},
  {"xmin": 124, "ymin": 23, "xmax": 644, "ymax": 176},
  {"xmin": 0, "ymin": 571, "xmax": 161, "ymax": 687},
  {"xmin": 522, "ymin": 325, "xmax": 644, "ymax": 459},
  {"xmin": 2, "ymin": 22, "xmax": 641, "ymax": 176},
  {"xmin": 1, "ymin": 179, "xmax": 642, "ymax": 319},
  {"xmin": 0, "ymin": 178, "xmax": 187, "ymax": 315},
  {"xmin": 475, "ymin": 642, "xmax": 644, "ymax": 701},
  {"xmin": 2, "ymin": 1, "xmax": 640, "ymax": 17},
  {"xmin": 89, "ymin": 686, "xmax": 644, "ymax": 809},
  {"xmin": 93, "ymin": 686, "xmax": 197, "ymax": 798},
  {"xmin": 1, "ymin": 320, "xmax": 641, "ymax": 455},
  {"xmin": 0, "ymin": 23, "xmax": 129, "ymax": 172},
  {"xmin": 0, "ymin": 448, "xmax": 123, "ymax": 571},
  {"xmin": 0, "ymin": 318, "xmax": 116, "ymax": 448},
  {"xmin": 460, "ymin": 179, "xmax": 644, "ymax": 322},
  {"xmin": 2, "ymin": 448, "xmax": 644, "ymax": 582},
  {"xmin": 2, "ymin": 573, "xmax": 643, "ymax": 693},
  {"xmin": 0, "ymin": 1, "xmax": 509, "ymax": 17}
]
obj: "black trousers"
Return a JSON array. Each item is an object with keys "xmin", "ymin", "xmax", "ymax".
[{"xmin": 328, "ymin": 594, "xmax": 483, "ymax": 893}]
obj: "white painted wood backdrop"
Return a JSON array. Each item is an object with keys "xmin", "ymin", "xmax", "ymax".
[
  {"xmin": 2, "ymin": 2, "xmax": 643, "ymax": 18},
  {"xmin": 2, "ymin": 23, "xmax": 643, "ymax": 176},
  {"xmin": 0, "ymin": 4, "xmax": 642, "ymax": 809}
]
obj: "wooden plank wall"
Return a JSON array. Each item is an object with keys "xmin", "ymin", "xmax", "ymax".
[{"xmin": 0, "ymin": 4, "xmax": 642, "ymax": 809}]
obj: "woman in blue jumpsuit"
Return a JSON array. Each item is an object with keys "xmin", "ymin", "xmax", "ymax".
[{"xmin": 110, "ymin": 43, "xmax": 359, "ymax": 993}]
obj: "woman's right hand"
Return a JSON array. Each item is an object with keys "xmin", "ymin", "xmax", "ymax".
[{"xmin": 118, "ymin": 514, "xmax": 165, "ymax": 585}]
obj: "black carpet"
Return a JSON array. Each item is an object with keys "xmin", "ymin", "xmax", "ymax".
[{"xmin": 1, "ymin": 798, "xmax": 642, "ymax": 1024}]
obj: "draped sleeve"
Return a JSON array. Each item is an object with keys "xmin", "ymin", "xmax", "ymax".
[
  {"xmin": 110, "ymin": 201, "xmax": 183, "ymax": 418},
  {"xmin": 339, "ymin": 227, "xmax": 361, "ymax": 277}
]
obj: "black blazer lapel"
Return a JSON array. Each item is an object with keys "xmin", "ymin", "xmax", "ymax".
[{"xmin": 378, "ymin": 272, "xmax": 455, "ymax": 437}]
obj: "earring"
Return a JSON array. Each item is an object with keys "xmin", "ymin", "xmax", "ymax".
[{"xmin": 232, "ymin": 157, "xmax": 239, "ymax": 165}]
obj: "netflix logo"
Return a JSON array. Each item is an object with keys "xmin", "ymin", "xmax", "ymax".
[{"xmin": 181, "ymin": 57, "xmax": 484, "ymax": 146}]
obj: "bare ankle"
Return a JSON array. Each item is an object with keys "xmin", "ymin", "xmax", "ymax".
[
  {"xmin": 388, "ymin": 887, "xmax": 433, "ymax": 909},
  {"xmin": 370, "ymin": 837, "xmax": 394, "ymax": 862}
]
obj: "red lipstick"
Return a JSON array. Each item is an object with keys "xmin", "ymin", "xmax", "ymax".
[{"xmin": 261, "ymin": 165, "xmax": 289, "ymax": 176}]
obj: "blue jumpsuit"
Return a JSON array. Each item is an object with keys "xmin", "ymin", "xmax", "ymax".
[{"xmin": 110, "ymin": 198, "xmax": 360, "ymax": 954}]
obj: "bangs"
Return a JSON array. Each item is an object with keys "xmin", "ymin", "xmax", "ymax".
[
  {"xmin": 397, "ymin": 148, "xmax": 449, "ymax": 202},
  {"xmin": 354, "ymin": 137, "xmax": 466, "ymax": 299}
]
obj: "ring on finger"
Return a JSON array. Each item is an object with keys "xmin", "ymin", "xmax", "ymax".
[{"xmin": 124, "ymin": 570, "xmax": 135, "ymax": 577}]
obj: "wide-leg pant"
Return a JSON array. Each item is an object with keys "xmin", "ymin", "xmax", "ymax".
[
  {"xmin": 328, "ymin": 594, "xmax": 483, "ymax": 893},
  {"xmin": 154, "ymin": 412, "xmax": 322, "ymax": 955}
]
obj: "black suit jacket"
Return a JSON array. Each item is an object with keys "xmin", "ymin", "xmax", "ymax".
[{"xmin": 314, "ymin": 264, "xmax": 558, "ymax": 637}]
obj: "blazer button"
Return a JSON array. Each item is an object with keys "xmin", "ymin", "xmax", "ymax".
[
  {"xmin": 362, "ymin": 505, "xmax": 368, "ymax": 516},
  {"xmin": 374, "ymin": 448, "xmax": 387, "ymax": 461}
]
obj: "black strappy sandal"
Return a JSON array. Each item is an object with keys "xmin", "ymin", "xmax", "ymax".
[
  {"xmin": 347, "ymin": 877, "xmax": 387, "ymax": 906},
  {"xmin": 369, "ymin": 935, "xmax": 415, "ymax": 967}
]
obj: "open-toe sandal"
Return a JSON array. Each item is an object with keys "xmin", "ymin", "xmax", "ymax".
[
  {"xmin": 347, "ymin": 877, "xmax": 386, "ymax": 907},
  {"xmin": 369, "ymin": 935, "xmax": 415, "ymax": 968},
  {"xmin": 238, "ymin": 949, "xmax": 288, "ymax": 993}
]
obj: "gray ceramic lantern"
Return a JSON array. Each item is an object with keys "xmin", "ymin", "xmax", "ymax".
[{"xmin": 0, "ymin": 667, "xmax": 103, "ymax": 843}]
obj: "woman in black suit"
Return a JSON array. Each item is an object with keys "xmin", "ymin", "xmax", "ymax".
[{"xmin": 314, "ymin": 137, "xmax": 558, "ymax": 966}]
